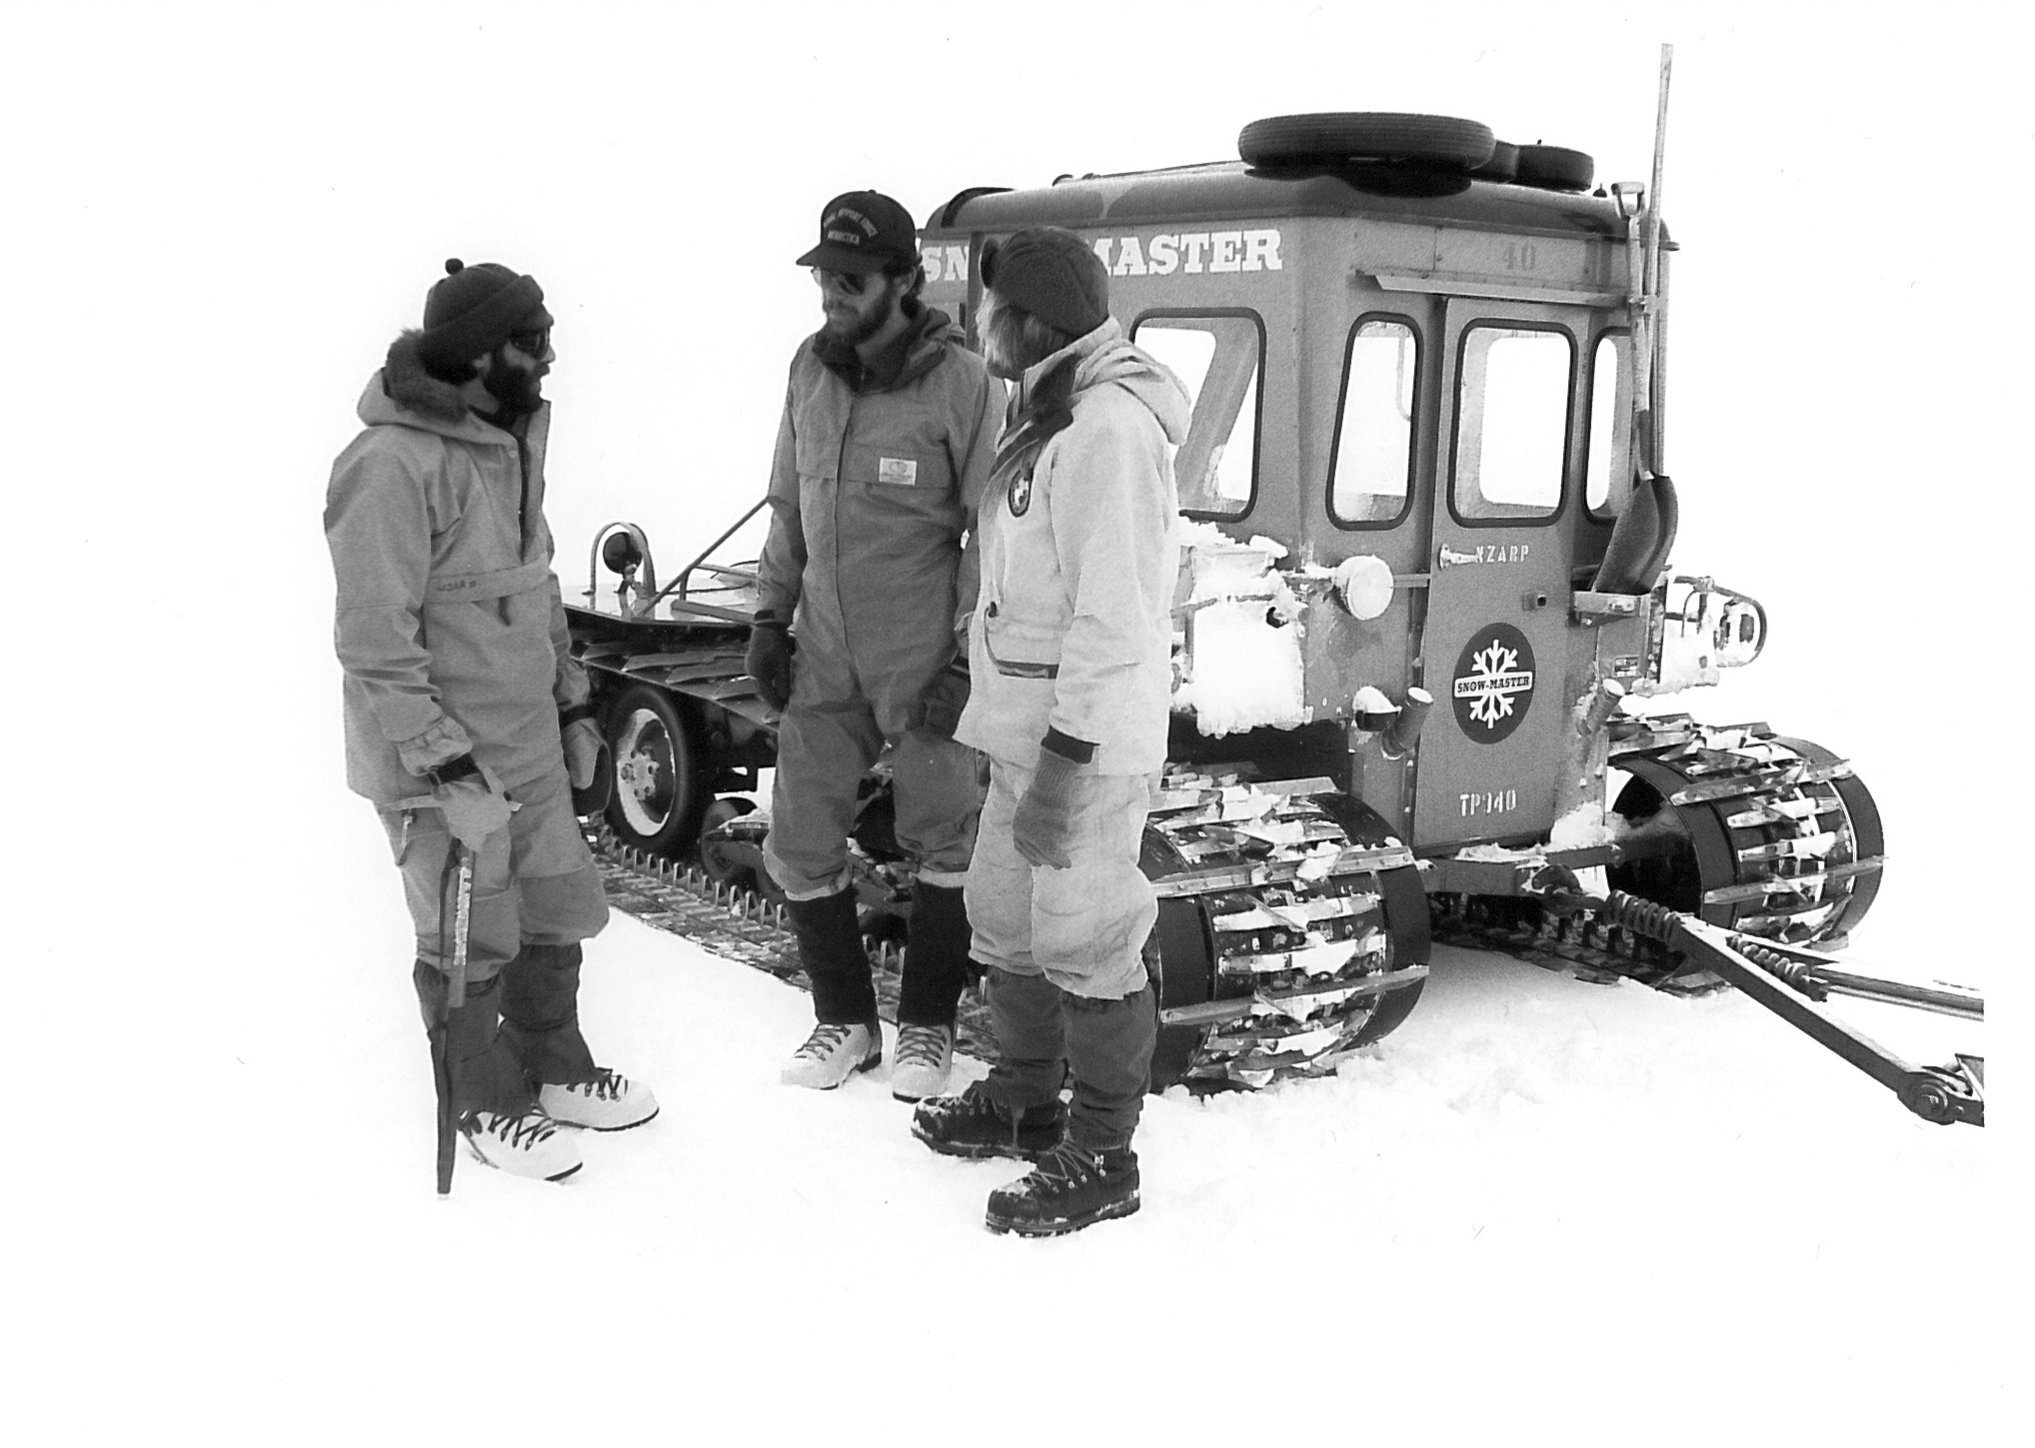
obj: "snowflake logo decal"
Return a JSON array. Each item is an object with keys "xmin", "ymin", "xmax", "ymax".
[
  {"xmin": 1451, "ymin": 624, "xmax": 1537, "ymax": 744},
  {"xmin": 1464, "ymin": 641, "xmax": 1521, "ymax": 726}
]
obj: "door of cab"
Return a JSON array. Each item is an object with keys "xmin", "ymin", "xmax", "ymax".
[{"xmin": 1413, "ymin": 298, "xmax": 1583, "ymax": 848}]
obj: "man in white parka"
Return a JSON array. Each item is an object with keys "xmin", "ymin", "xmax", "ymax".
[{"xmin": 910, "ymin": 228, "xmax": 1191, "ymax": 1236}]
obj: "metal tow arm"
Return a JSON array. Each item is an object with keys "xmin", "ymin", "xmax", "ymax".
[{"xmin": 1553, "ymin": 889, "xmax": 1985, "ymax": 1126}]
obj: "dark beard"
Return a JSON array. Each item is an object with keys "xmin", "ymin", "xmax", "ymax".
[
  {"xmin": 821, "ymin": 278, "xmax": 900, "ymax": 348},
  {"xmin": 480, "ymin": 347, "xmax": 545, "ymax": 417}
]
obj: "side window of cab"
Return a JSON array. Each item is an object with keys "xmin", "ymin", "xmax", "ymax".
[
  {"xmin": 1329, "ymin": 316, "xmax": 1419, "ymax": 527},
  {"xmin": 1130, "ymin": 311, "xmax": 1264, "ymax": 518},
  {"xmin": 1451, "ymin": 322, "xmax": 1575, "ymax": 523},
  {"xmin": 1585, "ymin": 331, "xmax": 1634, "ymax": 518}
]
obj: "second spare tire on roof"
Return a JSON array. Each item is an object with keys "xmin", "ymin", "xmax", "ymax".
[
  {"xmin": 1238, "ymin": 113, "xmax": 1496, "ymax": 170},
  {"xmin": 1512, "ymin": 143, "xmax": 1595, "ymax": 191}
]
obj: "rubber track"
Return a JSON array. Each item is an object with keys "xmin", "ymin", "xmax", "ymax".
[
  {"xmin": 1429, "ymin": 717, "xmax": 1878, "ymax": 994},
  {"xmin": 589, "ymin": 831, "xmax": 1001, "ymax": 1064},
  {"xmin": 1429, "ymin": 896, "xmax": 1726, "ymax": 996}
]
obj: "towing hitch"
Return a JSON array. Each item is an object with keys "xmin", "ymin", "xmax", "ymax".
[{"xmin": 1537, "ymin": 885, "xmax": 1985, "ymax": 1127}]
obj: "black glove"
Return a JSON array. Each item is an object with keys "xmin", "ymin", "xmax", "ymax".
[
  {"xmin": 746, "ymin": 615, "xmax": 794, "ymax": 711},
  {"xmin": 921, "ymin": 659, "xmax": 971, "ymax": 738}
]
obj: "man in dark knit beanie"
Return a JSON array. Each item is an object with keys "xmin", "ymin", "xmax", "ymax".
[
  {"xmin": 324, "ymin": 259, "xmax": 657, "ymax": 1185},
  {"xmin": 414, "ymin": 259, "xmax": 556, "ymax": 416}
]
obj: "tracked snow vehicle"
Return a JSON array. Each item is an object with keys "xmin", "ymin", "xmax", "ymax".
[{"xmin": 565, "ymin": 107, "xmax": 1982, "ymax": 1125}]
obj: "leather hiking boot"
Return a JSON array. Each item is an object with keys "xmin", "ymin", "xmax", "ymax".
[
  {"xmin": 912, "ymin": 1080, "xmax": 1065, "ymax": 1161},
  {"xmin": 539, "ymin": 1069, "xmax": 659, "ymax": 1131},
  {"xmin": 890, "ymin": 1024, "xmax": 955, "ymax": 1102},
  {"xmin": 780, "ymin": 1021, "xmax": 882, "ymax": 1090},
  {"xmin": 984, "ymin": 1139, "xmax": 1139, "ymax": 1237},
  {"xmin": 460, "ymin": 1108, "xmax": 584, "ymax": 1182}
]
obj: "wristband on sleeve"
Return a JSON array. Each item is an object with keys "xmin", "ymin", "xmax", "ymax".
[
  {"xmin": 424, "ymin": 753, "xmax": 482, "ymax": 788},
  {"xmin": 558, "ymin": 702, "xmax": 598, "ymax": 728},
  {"xmin": 1040, "ymin": 728, "xmax": 1097, "ymax": 765}
]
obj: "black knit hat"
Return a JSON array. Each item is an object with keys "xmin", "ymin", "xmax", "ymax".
[
  {"xmin": 980, "ymin": 227, "xmax": 1109, "ymax": 338},
  {"xmin": 795, "ymin": 191, "xmax": 919, "ymax": 273},
  {"xmin": 417, "ymin": 259, "xmax": 549, "ymax": 369}
]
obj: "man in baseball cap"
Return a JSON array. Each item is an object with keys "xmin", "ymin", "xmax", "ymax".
[
  {"xmin": 795, "ymin": 189, "xmax": 922, "ymax": 276},
  {"xmin": 750, "ymin": 193, "xmax": 1004, "ymax": 1101}
]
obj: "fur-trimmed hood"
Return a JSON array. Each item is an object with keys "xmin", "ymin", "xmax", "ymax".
[{"xmin": 354, "ymin": 330, "xmax": 536, "ymax": 441}]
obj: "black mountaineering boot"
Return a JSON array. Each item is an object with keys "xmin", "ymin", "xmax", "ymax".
[
  {"xmin": 978, "ymin": 983, "xmax": 1155, "ymax": 1234},
  {"xmin": 983, "ymin": 1139, "xmax": 1141, "ymax": 1237},
  {"xmin": 912, "ymin": 1081, "xmax": 1067, "ymax": 1161}
]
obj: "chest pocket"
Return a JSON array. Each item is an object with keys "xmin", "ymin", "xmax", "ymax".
[{"xmin": 841, "ymin": 440, "xmax": 952, "ymax": 496}]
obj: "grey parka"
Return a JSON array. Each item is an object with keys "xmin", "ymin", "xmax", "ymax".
[{"xmin": 325, "ymin": 334, "xmax": 588, "ymax": 804}]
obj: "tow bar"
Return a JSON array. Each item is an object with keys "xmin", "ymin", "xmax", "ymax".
[{"xmin": 1541, "ymin": 886, "xmax": 1985, "ymax": 1127}]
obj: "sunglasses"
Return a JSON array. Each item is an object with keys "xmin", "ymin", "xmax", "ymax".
[
  {"xmin": 507, "ymin": 327, "xmax": 551, "ymax": 355},
  {"xmin": 810, "ymin": 267, "xmax": 879, "ymax": 296}
]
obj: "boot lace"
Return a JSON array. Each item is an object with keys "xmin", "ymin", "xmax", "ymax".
[
  {"xmin": 794, "ymin": 1023, "xmax": 860, "ymax": 1060},
  {"xmin": 1004, "ymin": 1140, "xmax": 1099, "ymax": 1199},
  {"xmin": 558, "ymin": 1070, "xmax": 626, "ymax": 1102},
  {"xmin": 467, "ymin": 1109, "xmax": 556, "ymax": 1150},
  {"xmin": 894, "ymin": 1024, "xmax": 950, "ymax": 1070}
]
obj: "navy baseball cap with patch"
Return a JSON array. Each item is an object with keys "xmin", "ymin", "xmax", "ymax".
[{"xmin": 796, "ymin": 190, "xmax": 919, "ymax": 273}]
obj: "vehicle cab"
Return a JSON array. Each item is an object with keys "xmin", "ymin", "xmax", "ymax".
[{"xmin": 921, "ymin": 147, "xmax": 1672, "ymax": 855}]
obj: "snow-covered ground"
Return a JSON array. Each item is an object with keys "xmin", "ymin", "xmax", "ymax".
[
  {"xmin": 69, "ymin": 878, "xmax": 1996, "ymax": 1444},
  {"xmin": 9, "ymin": 5, "xmax": 2018, "ymax": 1441}
]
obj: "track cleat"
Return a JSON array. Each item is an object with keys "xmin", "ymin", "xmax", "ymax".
[
  {"xmin": 912, "ymin": 1081, "xmax": 1065, "ymax": 1161},
  {"xmin": 985, "ymin": 1140, "xmax": 1139, "ymax": 1237},
  {"xmin": 460, "ymin": 1108, "xmax": 583, "ymax": 1182},
  {"xmin": 890, "ymin": 1024, "xmax": 955, "ymax": 1102},
  {"xmin": 780, "ymin": 1022, "xmax": 882, "ymax": 1090},
  {"xmin": 539, "ymin": 1069, "xmax": 660, "ymax": 1131}
]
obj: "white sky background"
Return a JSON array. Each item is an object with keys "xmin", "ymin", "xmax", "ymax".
[
  {"xmin": 4, "ymin": 0, "xmax": 2026, "ymax": 1434},
  {"xmin": 13, "ymin": 1, "xmax": 2026, "ymax": 877}
]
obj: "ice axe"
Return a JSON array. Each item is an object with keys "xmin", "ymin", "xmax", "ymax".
[
  {"xmin": 431, "ymin": 839, "xmax": 476, "ymax": 1195},
  {"xmin": 398, "ymin": 786, "xmax": 515, "ymax": 1196}
]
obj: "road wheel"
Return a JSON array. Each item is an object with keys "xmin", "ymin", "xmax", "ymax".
[{"xmin": 604, "ymin": 684, "xmax": 707, "ymax": 857}]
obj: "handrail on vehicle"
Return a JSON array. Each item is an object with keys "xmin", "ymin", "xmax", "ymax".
[
  {"xmin": 648, "ymin": 498, "xmax": 766, "ymax": 610},
  {"xmin": 583, "ymin": 503, "xmax": 767, "ymax": 622}
]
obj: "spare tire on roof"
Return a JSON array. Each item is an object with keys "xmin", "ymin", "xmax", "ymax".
[
  {"xmin": 1513, "ymin": 143, "xmax": 1595, "ymax": 192},
  {"xmin": 1239, "ymin": 112, "xmax": 1496, "ymax": 170},
  {"xmin": 1470, "ymin": 139, "xmax": 1520, "ymax": 182}
]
